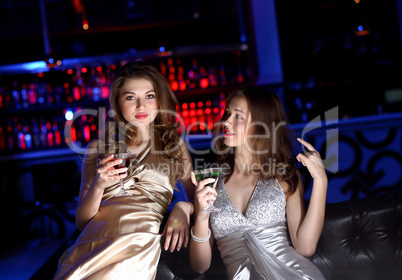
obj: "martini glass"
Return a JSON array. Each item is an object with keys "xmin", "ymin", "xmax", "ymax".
[{"xmin": 194, "ymin": 168, "xmax": 221, "ymax": 212}]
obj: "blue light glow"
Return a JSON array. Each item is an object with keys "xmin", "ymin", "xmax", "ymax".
[
  {"xmin": 159, "ymin": 46, "xmax": 165, "ymax": 52},
  {"xmin": 0, "ymin": 61, "xmax": 48, "ymax": 74},
  {"xmin": 25, "ymin": 134, "xmax": 32, "ymax": 148},
  {"xmin": 358, "ymin": 25, "xmax": 363, "ymax": 31},
  {"xmin": 306, "ymin": 102, "xmax": 312, "ymax": 109},
  {"xmin": 295, "ymin": 97, "xmax": 302, "ymax": 109}
]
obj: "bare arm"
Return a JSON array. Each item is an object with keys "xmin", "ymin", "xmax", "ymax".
[
  {"xmin": 161, "ymin": 138, "xmax": 195, "ymax": 251},
  {"xmin": 189, "ymin": 172, "xmax": 217, "ymax": 274},
  {"xmin": 285, "ymin": 138, "xmax": 328, "ymax": 257},
  {"xmin": 75, "ymin": 140, "xmax": 128, "ymax": 230}
]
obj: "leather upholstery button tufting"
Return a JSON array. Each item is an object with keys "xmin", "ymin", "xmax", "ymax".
[{"xmin": 157, "ymin": 190, "xmax": 402, "ymax": 280}]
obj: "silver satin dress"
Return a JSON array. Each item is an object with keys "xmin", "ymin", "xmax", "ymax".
[{"xmin": 210, "ymin": 177, "xmax": 325, "ymax": 280}]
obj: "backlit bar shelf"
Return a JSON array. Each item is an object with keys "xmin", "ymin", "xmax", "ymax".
[{"xmin": 0, "ymin": 43, "xmax": 252, "ymax": 155}]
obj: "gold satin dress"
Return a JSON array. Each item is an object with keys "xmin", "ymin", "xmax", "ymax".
[{"xmin": 53, "ymin": 147, "xmax": 174, "ymax": 280}]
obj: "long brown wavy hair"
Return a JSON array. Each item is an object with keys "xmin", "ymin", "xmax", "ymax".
[
  {"xmin": 214, "ymin": 87, "xmax": 299, "ymax": 195},
  {"xmin": 102, "ymin": 61, "xmax": 184, "ymax": 188}
]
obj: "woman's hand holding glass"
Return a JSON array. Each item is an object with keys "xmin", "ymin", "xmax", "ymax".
[
  {"xmin": 95, "ymin": 154, "xmax": 129, "ymax": 190},
  {"xmin": 191, "ymin": 171, "xmax": 218, "ymax": 214}
]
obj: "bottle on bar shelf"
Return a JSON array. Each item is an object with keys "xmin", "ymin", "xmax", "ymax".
[{"xmin": 0, "ymin": 50, "xmax": 251, "ymax": 152}]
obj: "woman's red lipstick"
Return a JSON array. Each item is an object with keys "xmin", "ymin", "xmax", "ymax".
[
  {"xmin": 135, "ymin": 113, "xmax": 148, "ymax": 119},
  {"xmin": 224, "ymin": 129, "xmax": 234, "ymax": 137}
]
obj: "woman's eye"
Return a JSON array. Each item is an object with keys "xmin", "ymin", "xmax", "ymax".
[
  {"xmin": 126, "ymin": 95, "xmax": 135, "ymax": 100},
  {"xmin": 236, "ymin": 114, "xmax": 243, "ymax": 119},
  {"xmin": 146, "ymin": 94, "xmax": 155, "ymax": 99}
]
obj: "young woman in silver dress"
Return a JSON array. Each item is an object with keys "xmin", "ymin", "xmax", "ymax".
[{"xmin": 190, "ymin": 87, "xmax": 327, "ymax": 279}]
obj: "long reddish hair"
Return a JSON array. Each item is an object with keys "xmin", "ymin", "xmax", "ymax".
[
  {"xmin": 214, "ymin": 87, "xmax": 298, "ymax": 194},
  {"xmin": 103, "ymin": 61, "xmax": 184, "ymax": 188}
]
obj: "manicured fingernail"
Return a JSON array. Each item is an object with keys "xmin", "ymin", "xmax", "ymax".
[
  {"xmin": 177, "ymin": 247, "xmax": 181, "ymax": 251},
  {"xmin": 164, "ymin": 246, "xmax": 168, "ymax": 251}
]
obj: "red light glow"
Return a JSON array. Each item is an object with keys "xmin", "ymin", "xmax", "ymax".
[
  {"xmin": 179, "ymin": 81, "xmax": 186, "ymax": 91},
  {"xmin": 84, "ymin": 126, "xmax": 90, "ymax": 142},
  {"xmin": 19, "ymin": 133, "xmax": 26, "ymax": 150},
  {"xmin": 71, "ymin": 127, "xmax": 76, "ymax": 142},
  {"xmin": 73, "ymin": 87, "xmax": 81, "ymax": 101},
  {"xmin": 101, "ymin": 86, "xmax": 109, "ymax": 99},
  {"xmin": 47, "ymin": 132, "xmax": 54, "ymax": 147},
  {"xmin": 200, "ymin": 78, "xmax": 209, "ymax": 89},
  {"xmin": 55, "ymin": 131, "xmax": 61, "ymax": 146},
  {"xmin": 82, "ymin": 19, "xmax": 89, "ymax": 30},
  {"xmin": 171, "ymin": 81, "xmax": 179, "ymax": 91}
]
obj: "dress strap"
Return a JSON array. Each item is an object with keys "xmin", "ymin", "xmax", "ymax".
[
  {"xmin": 137, "ymin": 146, "xmax": 151, "ymax": 163},
  {"xmin": 128, "ymin": 142, "xmax": 151, "ymax": 164}
]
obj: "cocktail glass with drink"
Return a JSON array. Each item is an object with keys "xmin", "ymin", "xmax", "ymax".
[
  {"xmin": 99, "ymin": 153, "xmax": 137, "ymax": 197},
  {"xmin": 194, "ymin": 168, "xmax": 221, "ymax": 212}
]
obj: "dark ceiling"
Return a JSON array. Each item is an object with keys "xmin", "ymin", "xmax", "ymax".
[{"xmin": 0, "ymin": 0, "xmax": 243, "ymax": 65}]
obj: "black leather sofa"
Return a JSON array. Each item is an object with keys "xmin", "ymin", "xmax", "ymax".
[{"xmin": 156, "ymin": 190, "xmax": 402, "ymax": 280}]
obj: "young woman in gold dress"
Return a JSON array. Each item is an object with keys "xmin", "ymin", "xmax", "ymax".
[{"xmin": 54, "ymin": 61, "xmax": 194, "ymax": 280}]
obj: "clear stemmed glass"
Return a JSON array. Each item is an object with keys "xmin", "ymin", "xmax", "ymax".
[
  {"xmin": 113, "ymin": 153, "xmax": 138, "ymax": 197},
  {"xmin": 194, "ymin": 168, "xmax": 221, "ymax": 212},
  {"xmin": 99, "ymin": 153, "xmax": 137, "ymax": 197}
]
